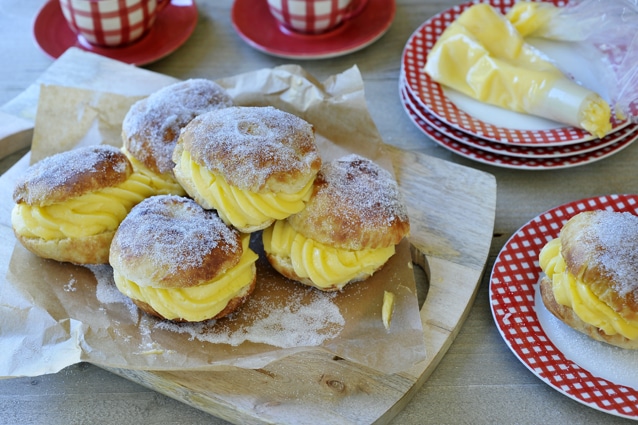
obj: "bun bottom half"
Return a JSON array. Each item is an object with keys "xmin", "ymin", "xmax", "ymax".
[
  {"xmin": 540, "ymin": 276, "xmax": 638, "ymax": 349},
  {"xmin": 14, "ymin": 230, "xmax": 115, "ymax": 265},
  {"xmin": 129, "ymin": 272, "xmax": 257, "ymax": 322},
  {"xmin": 265, "ymin": 251, "xmax": 381, "ymax": 292}
]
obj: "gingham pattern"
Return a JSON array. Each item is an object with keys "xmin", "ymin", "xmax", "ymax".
[
  {"xmin": 401, "ymin": 80, "xmax": 638, "ymax": 159},
  {"xmin": 400, "ymin": 87, "xmax": 638, "ymax": 170},
  {"xmin": 490, "ymin": 194, "xmax": 638, "ymax": 420},
  {"xmin": 400, "ymin": 0, "xmax": 630, "ymax": 146},
  {"xmin": 60, "ymin": 0, "xmax": 158, "ymax": 46},
  {"xmin": 267, "ymin": 0, "xmax": 354, "ymax": 33}
]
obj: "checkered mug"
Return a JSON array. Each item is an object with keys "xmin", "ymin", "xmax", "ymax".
[
  {"xmin": 267, "ymin": 0, "xmax": 369, "ymax": 34},
  {"xmin": 59, "ymin": 0, "xmax": 169, "ymax": 47}
]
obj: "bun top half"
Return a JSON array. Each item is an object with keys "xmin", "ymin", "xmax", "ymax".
[
  {"xmin": 13, "ymin": 144, "xmax": 132, "ymax": 206},
  {"xmin": 122, "ymin": 79, "xmax": 234, "ymax": 175},
  {"xmin": 287, "ymin": 154, "xmax": 410, "ymax": 251},
  {"xmin": 175, "ymin": 106, "xmax": 321, "ymax": 194},
  {"xmin": 560, "ymin": 210, "xmax": 638, "ymax": 321},
  {"xmin": 109, "ymin": 195, "xmax": 243, "ymax": 289}
]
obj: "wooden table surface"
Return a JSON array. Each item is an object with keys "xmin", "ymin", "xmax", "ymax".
[{"xmin": 1, "ymin": 1, "xmax": 636, "ymax": 424}]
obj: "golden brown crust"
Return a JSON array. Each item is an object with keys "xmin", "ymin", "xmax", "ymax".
[
  {"xmin": 560, "ymin": 210, "xmax": 638, "ymax": 322},
  {"xmin": 12, "ymin": 145, "xmax": 132, "ymax": 206},
  {"xmin": 109, "ymin": 195, "xmax": 243, "ymax": 289},
  {"xmin": 131, "ymin": 271, "xmax": 256, "ymax": 322},
  {"xmin": 175, "ymin": 106, "xmax": 321, "ymax": 194},
  {"xmin": 122, "ymin": 79, "xmax": 233, "ymax": 175},
  {"xmin": 540, "ymin": 276, "xmax": 638, "ymax": 349},
  {"xmin": 14, "ymin": 229, "xmax": 115, "ymax": 265},
  {"xmin": 287, "ymin": 154, "xmax": 410, "ymax": 251}
]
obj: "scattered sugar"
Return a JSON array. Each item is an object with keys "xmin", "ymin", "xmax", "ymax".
[
  {"xmin": 535, "ymin": 280, "xmax": 638, "ymax": 389},
  {"xmin": 184, "ymin": 106, "xmax": 320, "ymax": 192},
  {"xmin": 155, "ymin": 286, "xmax": 345, "ymax": 348},
  {"xmin": 63, "ymin": 276, "xmax": 77, "ymax": 292},
  {"xmin": 86, "ymin": 264, "xmax": 139, "ymax": 322}
]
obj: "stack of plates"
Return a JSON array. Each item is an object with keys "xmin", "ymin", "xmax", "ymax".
[{"xmin": 399, "ymin": 0, "xmax": 637, "ymax": 170}]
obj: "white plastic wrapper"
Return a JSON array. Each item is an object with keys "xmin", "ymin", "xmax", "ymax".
[{"xmin": 510, "ymin": 0, "xmax": 638, "ymax": 120}]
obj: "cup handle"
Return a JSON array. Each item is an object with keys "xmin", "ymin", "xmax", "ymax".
[
  {"xmin": 342, "ymin": 0, "xmax": 369, "ymax": 20},
  {"xmin": 156, "ymin": 0, "xmax": 170, "ymax": 13}
]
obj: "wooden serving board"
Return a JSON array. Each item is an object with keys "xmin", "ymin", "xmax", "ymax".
[{"xmin": 0, "ymin": 49, "xmax": 496, "ymax": 424}]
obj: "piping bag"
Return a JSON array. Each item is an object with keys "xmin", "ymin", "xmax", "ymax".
[{"xmin": 424, "ymin": 1, "xmax": 638, "ymax": 137}]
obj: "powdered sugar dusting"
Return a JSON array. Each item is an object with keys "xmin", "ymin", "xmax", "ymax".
[
  {"xmin": 586, "ymin": 210, "xmax": 638, "ymax": 297},
  {"xmin": 111, "ymin": 195, "xmax": 240, "ymax": 287},
  {"xmin": 86, "ymin": 264, "xmax": 139, "ymax": 321},
  {"xmin": 322, "ymin": 154, "xmax": 409, "ymax": 227},
  {"xmin": 182, "ymin": 106, "xmax": 320, "ymax": 192},
  {"xmin": 13, "ymin": 145, "xmax": 129, "ymax": 205},
  {"xmin": 122, "ymin": 79, "xmax": 234, "ymax": 174},
  {"xmin": 155, "ymin": 284, "xmax": 344, "ymax": 348}
]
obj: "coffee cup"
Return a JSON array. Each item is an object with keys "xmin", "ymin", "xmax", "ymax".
[
  {"xmin": 59, "ymin": 0, "xmax": 169, "ymax": 47},
  {"xmin": 267, "ymin": 0, "xmax": 369, "ymax": 34}
]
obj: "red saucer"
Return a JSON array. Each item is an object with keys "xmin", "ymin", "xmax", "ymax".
[
  {"xmin": 231, "ymin": 0, "xmax": 395, "ymax": 59},
  {"xmin": 33, "ymin": 0, "xmax": 198, "ymax": 66}
]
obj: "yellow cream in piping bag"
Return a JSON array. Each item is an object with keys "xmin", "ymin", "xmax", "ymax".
[
  {"xmin": 423, "ymin": 3, "xmax": 611, "ymax": 138},
  {"xmin": 539, "ymin": 238, "xmax": 638, "ymax": 340}
]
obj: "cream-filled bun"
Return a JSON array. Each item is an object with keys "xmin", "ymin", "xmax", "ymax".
[
  {"xmin": 11, "ymin": 145, "xmax": 161, "ymax": 264},
  {"xmin": 539, "ymin": 210, "xmax": 638, "ymax": 349},
  {"xmin": 121, "ymin": 78, "xmax": 234, "ymax": 195},
  {"xmin": 109, "ymin": 195, "xmax": 258, "ymax": 322},
  {"xmin": 262, "ymin": 154, "xmax": 410, "ymax": 291},
  {"xmin": 172, "ymin": 106, "xmax": 322, "ymax": 233}
]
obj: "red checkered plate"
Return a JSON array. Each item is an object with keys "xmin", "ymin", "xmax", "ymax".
[
  {"xmin": 401, "ymin": 0, "xmax": 630, "ymax": 146},
  {"xmin": 401, "ymin": 80, "xmax": 638, "ymax": 159},
  {"xmin": 401, "ymin": 86, "xmax": 638, "ymax": 170},
  {"xmin": 490, "ymin": 194, "xmax": 638, "ymax": 420}
]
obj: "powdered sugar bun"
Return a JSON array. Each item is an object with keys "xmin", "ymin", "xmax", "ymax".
[
  {"xmin": 174, "ymin": 106, "xmax": 321, "ymax": 194},
  {"xmin": 263, "ymin": 154, "xmax": 410, "ymax": 291},
  {"xmin": 13, "ymin": 144, "xmax": 132, "ymax": 206},
  {"xmin": 122, "ymin": 78, "xmax": 233, "ymax": 176},
  {"xmin": 109, "ymin": 195, "xmax": 258, "ymax": 322},
  {"xmin": 288, "ymin": 154, "xmax": 410, "ymax": 251},
  {"xmin": 540, "ymin": 210, "xmax": 638, "ymax": 349},
  {"xmin": 11, "ymin": 145, "xmax": 136, "ymax": 264}
]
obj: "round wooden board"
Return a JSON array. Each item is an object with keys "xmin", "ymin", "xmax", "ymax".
[{"xmin": 0, "ymin": 49, "xmax": 496, "ymax": 424}]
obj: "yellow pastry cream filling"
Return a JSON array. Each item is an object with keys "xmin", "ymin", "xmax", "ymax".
[
  {"xmin": 175, "ymin": 149, "xmax": 314, "ymax": 230},
  {"xmin": 539, "ymin": 238, "xmax": 638, "ymax": 340},
  {"xmin": 12, "ymin": 172, "xmax": 159, "ymax": 240},
  {"xmin": 121, "ymin": 147, "xmax": 186, "ymax": 196},
  {"xmin": 263, "ymin": 220, "xmax": 395, "ymax": 290},
  {"xmin": 423, "ymin": 3, "xmax": 612, "ymax": 138},
  {"xmin": 113, "ymin": 234, "xmax": 258, "ymax": 322}
]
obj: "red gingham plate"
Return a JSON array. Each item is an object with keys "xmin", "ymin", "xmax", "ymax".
[
  {"xmin": 401, "ymin": 80, "xmax": 638, "ymax": 159},
  {"xmin": 401, "ymin": 88, "xmax": 638, "ymax": 170},
  {"xmin": 490, "ymin": 194, "xmax": 638, "ymax": 420},
  {"xmin": 401, "ymin": 0, "xmax": 630, "ymax": 146}
]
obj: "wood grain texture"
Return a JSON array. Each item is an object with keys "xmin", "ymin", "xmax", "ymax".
[{"xmin": 0, "ymin": 50, "xmax": 495, "ymax": 424}]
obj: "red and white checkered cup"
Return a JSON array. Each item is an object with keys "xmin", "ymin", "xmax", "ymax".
[
  {"xmin": 267, "ymin": 0, "xmax": 369, "ymax": 34},
  {"xmin": 59, "ymin": 0, "xmax": 169, "ymax": 47}
]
